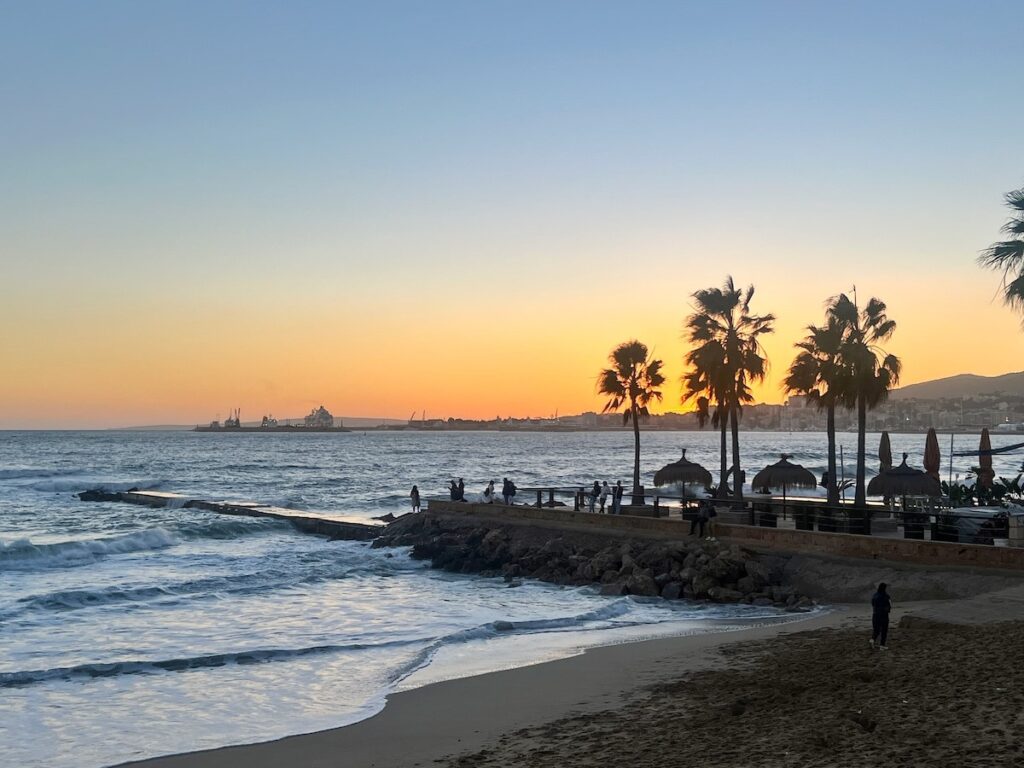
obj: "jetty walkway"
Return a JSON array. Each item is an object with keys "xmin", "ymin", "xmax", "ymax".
[{"xmin": 78, "ymin": 489, "xmax": 384, "ymax": 540}]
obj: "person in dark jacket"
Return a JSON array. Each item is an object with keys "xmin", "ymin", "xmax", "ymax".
[
  {"xmin": 456, "ymin": 478, "xmax": 465, "ymax": 501},
  {"xmin": 870, "ymin": 582, "xmax": 892, "ymax": 650},
  {"xmin": 410, "ymin": 485, "xmax": 420, "ymax": 513},
  {"xmin": 501, "ymin": 478, "xmax": 511, "ymax": 504},
  {"xmin": 589, "ymin": 481, "xmax": 600, "ymax": 513},
  {"xmin": 449, "ymin": 480, "xmax": 459, "ymax": 501}
]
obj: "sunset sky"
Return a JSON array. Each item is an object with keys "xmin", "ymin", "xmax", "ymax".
[{"xmin": 3, "ymin": 1, "xmax": 1024, "ymax": 429}]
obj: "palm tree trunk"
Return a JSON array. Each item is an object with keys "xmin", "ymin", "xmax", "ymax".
[
  {"xmin": 631, "ymin": 403, "xmax": 642, "ymax": 505},
  {"xmin": 855, "ymin": 395, "xmax": 867, "ymax": 508},
  {"xmin": 730, "ymin": 405, "xmax": 743, "ymax": 503},
  {"xmin": 826, "ymin": 401, "xmax": 839, "ymax": 506},
  {"xmin": 718, "ymin": 404, "xmax": 728, "ymax": 499}
]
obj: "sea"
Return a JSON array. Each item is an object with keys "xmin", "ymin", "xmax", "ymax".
[{"xmin": 2, "ymin": 429, "xmax": 1020, "ymax": 768}]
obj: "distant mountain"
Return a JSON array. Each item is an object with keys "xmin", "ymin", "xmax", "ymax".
[{"xmin": 891, "ymin": 372, "xmax": 1024, "ymax": 401}]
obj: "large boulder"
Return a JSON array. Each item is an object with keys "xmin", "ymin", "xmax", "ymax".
[
  {"xmin": 626, "ymin": 573, "xmax": 659, "ymax": 597},
  {"xmin": 708, "ymin": 586, "xmax": 745, "ymax": 602},
  {"xmin": 660, "ymin": 581, "xmax": 683, "ymax": 600}
]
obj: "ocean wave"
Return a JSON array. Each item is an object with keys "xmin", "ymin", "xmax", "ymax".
[
  {"xmin": 1, "ymin": 599, "xmax": 650, "ymax": 688},
  {"xmin": 0, "ymin": 640, "xmax": 422, "ymax": 688},
  {"xmin": 27, "ymin": 478, "xmax": 166, "ymax": 493},
  {"xmin": 388, "ymin": 598, "xmax": 642, "ymax": 685},
  {"xmin": 0, "ymin": 518, "xmax": 286, "ymax": 571},
  {"xmin": 0, "ymin": 529, "xmax": 179, "ymax": 570},
  {"xmin": 0, "ymin": 468, "xmax": 84, "ymax": 480}
]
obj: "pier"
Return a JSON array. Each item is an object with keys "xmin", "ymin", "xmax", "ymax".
[{"xmin": 79, "ymin": 489, "xmax": 385, "ymax": 540}]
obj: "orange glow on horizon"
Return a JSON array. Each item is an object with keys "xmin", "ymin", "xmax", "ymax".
[{"xmin": 4, "ymin": 269, "xmax": 1023, "ymax": 429}]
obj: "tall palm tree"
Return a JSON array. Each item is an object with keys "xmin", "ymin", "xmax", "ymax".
[
  {"xmin": 597, "ymin": 340, "xmax": 665, "ymax": 505},
  {"xmin": 783, "ymin": 317, "xmax": 847, "ymax": 506},
  {"xmin": 682, "ymin": 341, "xmax": 730, "ymax": 497},
  {"xmin": 683, "ymin": 277, "xmax": 775, "ymax": 503},
  {"xmin": 978, "ymin": 187, "xmax": 1024, "ymax": 310},
  {"xmin": 829, "ymin": 293, "xmax": 901, "ymax": 508}
]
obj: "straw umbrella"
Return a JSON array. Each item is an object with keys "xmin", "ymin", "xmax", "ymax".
[
  {"xmin": 867, "ymin": 454, "xmax": 942, "ymax": 498},
  {"xmin": 653, "ymin": 449, "xmax": 713, "ymax": 489},
  {"xmin": 878, "ymin": 431, "xmax": 893, "ymax": 472},
  {"xmin": 752, "ymin": 454, "xmax": 818, "ymax": 517},
  {"xmin": 978, "ymin": 428, "xmax": 995, "ymax": 489},
  {"xmin": 924, "ymin": 428, "xmax": 941, "ymax": 481}
]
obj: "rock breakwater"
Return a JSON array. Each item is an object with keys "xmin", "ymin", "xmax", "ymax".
[{"xmin": 374, "ymin": 512, "xmax": 814, "ymax": 610}]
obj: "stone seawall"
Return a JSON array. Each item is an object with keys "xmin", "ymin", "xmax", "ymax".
[{"xmin": 375, "ymin": 509, "xmax": 813, "ymax": 608}]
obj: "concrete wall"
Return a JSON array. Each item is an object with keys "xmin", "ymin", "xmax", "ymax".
[{"xmin": 426, "ymin": 499, "xmax": 1024, "ymax": 572}]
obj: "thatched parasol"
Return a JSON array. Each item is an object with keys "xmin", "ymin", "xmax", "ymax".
[
  {"xmin": 752, "ymin": 454, "xmax": 817, "ymax": 514},
  {"xmin": 924, "ymin": 428, "xmax": 941, "ymax": 480},
  {"xmin": 879, "ymin": 431, "xmax": 893, "ymax": 472},
  {"xmin": 867, "ymin": 454, "xmax": 941, "ymax": 498},
  {"xmin": 653, "ymin": 449, "xmax": 713, "ymax": 489},
  {"xmin": 978, "ymin": 428, "xmax": 994, "ymax": 488}
]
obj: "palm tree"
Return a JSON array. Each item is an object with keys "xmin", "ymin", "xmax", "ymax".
[
  {"xmin": 829, "ymin": 293, "xmax": 901, "ymax": 508},
  {"xmin": 597, "ymin": 340, "xmax": 665, "ymax": 505},
  {"xmin": 978, "ymin": 187, "xmax": 1024, "ymax": 310},
  {"xmin": 682, "ymin": 341, "xmax": 730, "ymax": 497},
  {"xmin": 783, "ymin": 317, "xmax": 847, "ymax": 506},
  {"xmin": 683, "ymin": 277, "xmax": 775, "ymax": 503}
]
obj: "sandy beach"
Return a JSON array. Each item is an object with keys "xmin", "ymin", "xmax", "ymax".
[{"xmin": 120, "ymin": 581, "xmax": 1024, "ymax": 768}]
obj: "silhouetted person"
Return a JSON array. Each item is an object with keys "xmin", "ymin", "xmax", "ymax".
[
  {"xmin": 691, "ymin": 501, "xmax": 709, "ymax": 537},
  {"xmin": 483, "ymin": 480, "xmax": 494, "ymax": 504},
  {"xmin": 507, "ymin": 479, "xmax": 517, "ymax": 505},
  {"xmin": 410, "ymin": 485, "xmax": 420, "ymax": 513},
  {"xmin": 457, "ymin": 478, "xmax": 465, "ymax": 502},
  {"xmin": 449, "ymin": 480, "xmax": 459, "ymax": 501},
  {"xmin": 501, "ymin": 478, "xmax": 511, "ymax": 504},
  {"xmin": 599, "ymin": 481, "xmax": 610, "ymax": 513},
  {"xmin": 870, "ymin": 582, "xmax": 892, "ymax": 650},
  {"xmin": 589, "ymin": 481, "xmax": 600, "ymax": 513},
  {"xmin": 612, "ymin": 481, "xmax": 623, "ymax": 514}
]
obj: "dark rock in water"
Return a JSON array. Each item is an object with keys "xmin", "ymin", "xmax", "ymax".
[
  {"xmin": 78, "ymin": 489, "xmax": 122, "ymax": 503},
  {"xmin": 493, "ymin": 620, "xmax": 515, "ymax": 631},
  {"xmin": 506, "ymin": 580, "xmax": 523, "ymax": 588},
  {"xmin": 660, "ymin": 582, "xmax": 683, "ymax": 600},
  {"xmin": 626, "ymin": 573, "xmax": 659, "ymax": 597},
  {"xmin": 373, "ymin": 513, "xmax": 397, "ymax": 523},
  {"xmin": 600, "ymin": 582, "xmax": 629, "ymax": 596}
]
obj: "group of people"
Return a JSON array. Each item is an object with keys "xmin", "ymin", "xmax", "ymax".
[
  {"xmin": 411, "ymin": 477, "xmax": 519, "ymax": 510},
  {"xmin": 584, "ymin": 480, "xmax": 625, "ymax": 514}
]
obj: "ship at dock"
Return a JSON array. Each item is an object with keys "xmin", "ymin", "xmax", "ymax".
[{"xmin": 194, "ymin": 406, "xmax": 351, "ymax": 432}]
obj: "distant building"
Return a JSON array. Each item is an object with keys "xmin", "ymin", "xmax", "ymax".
[{"xmin": 304, "ymin": 406, "xmax": 334, "ymax": 428}]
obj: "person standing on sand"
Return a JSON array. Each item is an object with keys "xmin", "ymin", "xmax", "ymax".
[
  {"xmin": 870, "ymin": 582, "xmax": 892, "ymax": 650},
  {"xmin": 410, "ymin": 485, "xmax": 420, "ymax": 513},
  {"xmin": 599, "ymin": 481, "xmax": 609, "ymax": 513}
]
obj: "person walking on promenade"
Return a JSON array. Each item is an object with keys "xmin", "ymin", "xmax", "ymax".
[
  {"xmin": 457, "ymin": 478, "xmax": 465, "ymax": 501},
  {"xmin": 507, "ymin": 478, "xmax": 517, "ymax": 505},
  {"xmin": 589, "ymin": 481, "xmax": 600, "ymax": 513},
  {"xmin": 599, "ymin": 481, "xmax": 610, "ymax": 513},
  {"xmin": 501, "ymin": 478, "xmax": 511, "ymax": 504},
  {"xmin": 449, "ymin": 480, "xmax": 459, "ymax": 501},
  {"xmin": 612, "ymin": 481, "xmax": 623, "ymax": 514},
  {"xmin": 870, "ymin": 582, "xmax": 892, "ymax": 650},
  {"xmin": 483, "ymin": 480, "xmax": 495, "ymax": 504},
  {"xmin": 410, "ymin": 485, "xmax": 420, "ymax": 513}
]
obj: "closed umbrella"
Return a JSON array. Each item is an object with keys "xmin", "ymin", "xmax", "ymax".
[
  {"xmin": 752, "ymin": 454, "xmax": 818, "ymax": 516},
  {"xmin": 879, "ymin": 431, "xmax": 893, "ymax": 472},
  {"xmin": 653, "ymin": 449, "xmax": 713, "ymax": 489},
  {"xmin": 978, "ymin": 428, "xmax": 995, "ymax": 489},
  {"xmin": 924, "ymin": 428, "xmax": 941, "ymax": 481},
  {"xmin": 867, "ymin": 454, "xmax": 941, "ymax": 498}
]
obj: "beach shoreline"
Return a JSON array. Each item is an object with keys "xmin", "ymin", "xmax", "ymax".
[{"xmin": 117, "ymin": 606, "xmax": 851, "ymax": 768}]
